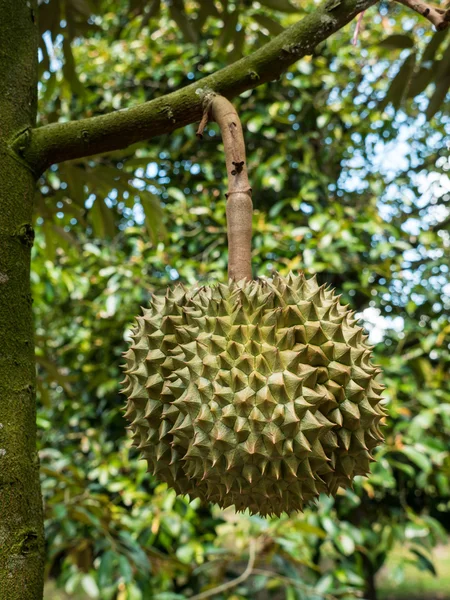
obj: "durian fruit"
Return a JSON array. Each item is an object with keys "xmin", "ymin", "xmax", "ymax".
[{"xmin": 122, "ymin": 272, "xmax": 385, "ymax": 517}]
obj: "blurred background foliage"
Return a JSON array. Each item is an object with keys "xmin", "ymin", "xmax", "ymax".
[{"xmin": 35, "ymin": 0, "xmax": 450, "ymax": 598}]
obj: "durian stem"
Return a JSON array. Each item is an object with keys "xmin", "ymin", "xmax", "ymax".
[{"xmin": 210, "ymin": 95, "xmax": 253, "ymax": 282}]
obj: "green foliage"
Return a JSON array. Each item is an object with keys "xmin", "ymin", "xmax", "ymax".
[
  {"xmin": 378, "ymin": 544, "xmax": 450, "ymax": 599},
  {"xmin": 35, "ymin": 1, "xmax": 450, "ymax": 598}
]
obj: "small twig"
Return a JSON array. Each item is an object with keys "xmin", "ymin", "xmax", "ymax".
[
  {"xmin": 394, "ymin": 0, "xmax": 450, "ymax": 30},
  {"xmin": 352, "ymin": 10, "xmax": 366, "ymax": 45},
  {"xmin": 196, "ymin": 110, "xmax": 210, "ymax": 139},
  {"xmin": 196, "ymin": 95, "xmax": 215, "ymax": 138},
  {"xmin": 190, "ymin": 539, "xmax": 257, "ymax": 600}
]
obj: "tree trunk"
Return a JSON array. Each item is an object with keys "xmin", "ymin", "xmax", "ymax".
[
  {"xmin": 362, "ymin": 555, "xmax": 378, "ymax": 600},
  {"xmin": 0, "ymin": 1, "xmax": 44, "ymax": 598}
]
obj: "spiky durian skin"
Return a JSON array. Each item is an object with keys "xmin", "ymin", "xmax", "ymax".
[{"xmin": 122, "ymin": 273, "xmax": 385, "ymax": 517}]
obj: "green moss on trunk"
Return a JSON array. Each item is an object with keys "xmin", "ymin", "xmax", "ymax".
[{"xmin": 0, "ymin": 1, "xmax": 44, "ymax": 598}]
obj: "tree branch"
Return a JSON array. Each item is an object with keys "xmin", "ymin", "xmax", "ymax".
[
  {"xmin": 18, "ymin": 0, "xmax": 378, "ymax": 175},
  {"xmin": 395, "ymin": 0, "xmax": 450, "ymax": 30}
]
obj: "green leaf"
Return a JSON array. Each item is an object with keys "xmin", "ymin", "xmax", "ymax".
[
  {"xmin": 426, "ymin": 75, "xmax": 450, "ymax": 120},
  {"xmin": 140, "ymin": 192, "xmax": 166, "ymax": 242},
  {"xmin": 65, "ymin": 573, "xmax": 82, "ymax": 595},
  {"xmin": 411, "ymin": 357, "xmax": 433, "ymax": 383},
  {"xmin": 400, "ymin": 446, "xmax": 432, "ymax": 473},
  {"xmin": 335, "ymin": 533, "xmax": 355, "ymax": 556},
  {"xmin": 98, "ymin": 551, "xmax": 116, "ymax": 589},
  {"xmin": 81, "ymin": 574, "xmax": 99, "ymax": 599},
  {"xmin": 380, "ymin": 52, "xmax": 416, "ymax": 111},
  {"xmin": 431, "ymin": 40, "xmax": 450, "ymax": 82},
  {"xmin": 118, "ymin": 554, "xmax": 133, "ymax": 583},
  {"xmin": 436, "ymin": 473, "xmax": 450, "ymax": 496},
  {"xmin": 176, "ymin": 544, "xmax": 194, "ymax": 564},
  {"xmin": 321, "ymin": 516, "xmax": 338, "ymax": 536},
  {"xmin": 61, "ymin": 164, "xmax": 86, "ymax": 207},
  {"xmin": 407, "ymin": 65, "xmax": 436, "ymax": 98},
  {"xmin": 379, "ymin": 34, "xmax": 414, "ymax": 50},
  {"xmin": 89, "ymin": 198, "xmax": 116, "ymax": 239},
  {"xmin": 422, "ymin": 516, "xmax": 448, "ymax": 544},
  {"xmin": 422, "ymin": 29, "xmax": 449, "ymax": 63},
  {"xmin": 168, "ymin": 187, "xmax": 186, "ymax": 204},
  {"xmin": 390, "ymin": 459, "xmax": 415, "ymax": 477},
  {"xmin": 62, "ymin": 38, "xmax": 85, "ymax": 97},
  {"xmin": 315, "ymin": 574, "xmax": 333, "ymax": 594},
  {"xmin": 125, "ymin": 582, "xmax": 144, "ymax": 600},
  {"xmin": 410, "ymin": 548, "xmax": 437, "ymax": 575},
  {"xmin": 407, "ymin": 31, "xmax": 447, "ymax": 97},
  {"xmin": 294, "ymin": 522, "xmax": 327, "ymax": 538}
]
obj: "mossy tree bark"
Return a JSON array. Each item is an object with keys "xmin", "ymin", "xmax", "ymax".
[{"xmin": 0, "ymin": 1, "xmax": 45, "ymax": 599}]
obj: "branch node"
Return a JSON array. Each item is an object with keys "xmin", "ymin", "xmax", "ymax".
[
  {"xmin": 10, "ymin": 127, "xmax": 31, "ymax": 157},
  {"xmin": 6, "ymin": 129, "xmax": 40, "ymax": 177},
  {"xmin": 225, "ymin": 187, "xmax": 252, "ymax": 198}
]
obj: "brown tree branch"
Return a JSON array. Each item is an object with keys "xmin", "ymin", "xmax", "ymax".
[
  {"xmin": 16, "ymin": 0, "xmax": 379, "ymax": 175},
  {"xmin": 209, "ymin": 95, "xmax": 253, "ymax": 281},
  {"xmin": 395, "ymin": 0, "xmax": 450, "ymax": 30}
]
